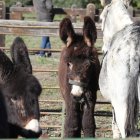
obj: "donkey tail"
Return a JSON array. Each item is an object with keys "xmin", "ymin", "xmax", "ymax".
[{"xmin": 126, "ymin": 71, "xmax": 140, "ymax": 136}]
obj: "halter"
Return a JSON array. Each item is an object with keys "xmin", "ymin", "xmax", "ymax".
[
  {"xmin": 69, "ymin": 79, "xmax": 88, "ymax": 105},
  {"xmin": 69, "ymin": 79, "xmax": 92, "ymax": 111},
  {"xmin": 68, "ymin": 79, "xmax": 88, "ymax": 88}
]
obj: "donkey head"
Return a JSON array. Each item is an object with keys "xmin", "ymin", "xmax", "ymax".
[
  {"xmin": 67, "ymin": 55, "xmax": 97, "ymax": 102},
  {"xmin": 0, "ymin": 37, "xmax": 42, "ymax": 138},
  {"xmin": 59, "ymin": 17, "xmax": 98, "ymax": 102},
  {"xmin": 59, "ymin": 16, "xmax": 97, "ymax": 47}
]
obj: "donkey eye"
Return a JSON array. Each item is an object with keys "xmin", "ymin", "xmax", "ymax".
[
  {"xmin": 83, "ymin": 60, "xmax": 90, "ymax": 69},
  {"xmin": 85, "ymin": 63, "xmax": 90, "ymax": 69},
  {"xmin": 31, "ymin": 99, "xmax": 35, "ymax": 105},
  {"xmin": 67, "ymin": 62, "xmax": 73, "ymax": 70},
  {"xmin": 13, "ymin": 96, "xmax": 18, "ymax": 100},
  {"xmin": 11, "ymin": 96, "xmax": 18, "ymax": 104}
]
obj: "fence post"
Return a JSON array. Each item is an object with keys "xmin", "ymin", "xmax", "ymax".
[
  {"xmin": 10, "ymin": 2, "xmax": 23, "ymax": 20},
  {"xmin": 0, "ymin": 1, "xmax": 5, "ymax": 47},
  {"xmin": 86, "ymin": 3, "xmax": 96, "ymax": 21},
  {"xmin": 61, "ymin": 101, "xmax": 65, "ymax": 138},
  {"xmin": 70, "ymin": 4, "xmax": 77, "ymax": 23}
]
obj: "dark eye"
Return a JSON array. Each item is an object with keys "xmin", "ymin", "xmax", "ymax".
[
  {"xmin": 13, "ymin": 96, "xmax": 18, "ymax": 100},
  {"xmin": 67, "ymin": 62, "xmax": 73, "ymax": 69},
  {"xmin": 85, "ymin": 64, "xmax": 89, "ymax": 70},
  {"xmin": 31, "ymin": 99, "xmax": 35, "ymax": 105},
  {"xmin": 84, "ymin": 61, "xmax": 90, "ymax": 70},
  {"xmin": 67, "ymin": 63, "xmax": 70, "ymax": 67},
  {"xmin": 11, "ymin": 96, "xmax": 18, "ymax": 104}
]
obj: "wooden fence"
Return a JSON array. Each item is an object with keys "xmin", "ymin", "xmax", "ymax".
[
  {"xmin": 1, "ymin": 2, "xmax": 140, "ymax": 138},
  {"xmin": 9, "ymin": 4, "xmax": 99, "ymax": 22},
  {"xmin": 0, "ymin": 1, "xmax": 5, "ymax": 47},
  {"xmin": 9, "ymin": 5, "xmax": 140, "ymax": 22}
]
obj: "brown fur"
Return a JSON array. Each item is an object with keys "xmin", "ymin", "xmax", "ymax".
[
  {"xmin": 0, "ymin": 37, "xmax": 42, "ymax": 138},
  {"xmin": 58, "ymin": 16, "xmax": 100, "ymax": 138}
]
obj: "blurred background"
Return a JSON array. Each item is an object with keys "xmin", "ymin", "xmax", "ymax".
[{"xmin": 5, "ymin": 0, "xmax": 140, "ymax": 9}]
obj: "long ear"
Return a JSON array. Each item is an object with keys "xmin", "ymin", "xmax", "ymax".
[
  {"xmin": 0, "ymin": 50, "xmax": 14, "ymax": 84},
  {"xmin": 59, "ymin": 17, "xmax": 75, "ymax": 47},
  {"xmin": 10, "ymin": 37, "xmax": 32, "ymax": 74},
  {"xmin": 100, "ymin": 0, "xmax": 111, "ymax": 7},
  {"xmin": 121, "ymin": 0, "xmax": 131, "ymax": 7},
  {"xmin": 83, "ymin": 16, "xmax": 97, "ymax": 47}
]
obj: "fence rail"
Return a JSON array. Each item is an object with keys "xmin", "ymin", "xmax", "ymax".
[
  {"xmin": 0, "ymin": 19, "xmax": 102, "ymax": 37},
  {"xmin": 9, "ymin": 6, "xmax": 140, "ymax": 21},
  {"xmin": 9, "ymin": 6, "xmax": 93, "ymax": 21}
]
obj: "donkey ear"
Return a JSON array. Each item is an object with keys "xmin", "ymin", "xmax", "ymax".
[
  {"xmin": 83, "ymin": 16, "xmax": 97, "ymax": 47},
  {"xmin": 100, "ymin": 0, "xmax": 111, "ymax": 7},
  {"xmin": 59, "ymin": 17, "xmax": 75, "ymax": 47},
  {"xmin": 121, "ymin": 0, "xmax": 131, "ymax": 7},
  {"xmin": 10, "ymin": 37, "xmax": 32, "ymax": 74},
  {"xmin": 0, "ymin": 50, "xmax": 14, "ymax": 84}
]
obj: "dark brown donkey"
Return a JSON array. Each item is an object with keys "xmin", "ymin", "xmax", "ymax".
[
  {"xmin": 0, "ymin": 37, "xmax": 42, "ymax": 138},
  {"xmin": 58, "ymin": 16, "xmax": 100, "ymax": 138}
]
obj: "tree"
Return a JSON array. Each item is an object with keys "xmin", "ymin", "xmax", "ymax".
[
  {"xmin": 131, "ymin": 0, "xmax": 140, "ymax": 8},
  {"xmin": 5, "ymin": 0, "xmax": 32, "ymax": 7},
  {"xmin": 53, "ymin": 0, "xmax": 101, "ymax": 8}
]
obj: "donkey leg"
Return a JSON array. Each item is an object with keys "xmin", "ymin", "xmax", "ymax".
[
  {"xmin": 64, "ymin": 101, "xmax": 81, "ymax": 138},
  {"xmin": 82, "ymin": 102, "xmax": 96, "ymax": 137},
  {"xmin": 113, "ymin": 101, "xmax": 127, "ymax": 138},
  {"xmin": 112, "ymin": 107, "xmax": 121, "ymax": 138}
]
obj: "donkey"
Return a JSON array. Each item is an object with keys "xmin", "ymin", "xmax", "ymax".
[
  {"xmin": 99, "ymin": 0, "xmax": 140, "ymax": 138},
  {"xmin": 58, "ymin": 16, "xmax": 100, "ymax": 138},
  {"xmin": 0, "ymin": 37, "xmax": 42, "ymax": 138},
  {"xmin": 0, "ymin": 91, "xmax": 9, "ymax": 137}
]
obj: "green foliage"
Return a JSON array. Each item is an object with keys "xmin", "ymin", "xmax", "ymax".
[
  {"xmin": 5, "ymin": 0, "xmax": 32, "ymax": 7},
  {"xmin": 131, "ymin": 0, "xmax": 140, "ymax": 8},
  {"xmin": 5, "ymin": 0, "xmax": 101, "ymax": 8},
  {"xmin": 4, "ymin": 0, "xmax": 140, "ymax": 9},
  {"xmin": 53, "ymin": 0, "xmax": 101, "ymax": 8},
  {"xmin": 53, "ymin": 0, "xmax": 140, "ymax": 9}
]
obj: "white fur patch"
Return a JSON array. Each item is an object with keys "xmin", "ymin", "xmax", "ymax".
[
  {"xmin": 25, "ymin": 119, "xmax": 40, "ymax": 133},
  {"xmin": 71, "ymin": 85, "xmax": 83, "ymax": 96}
]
